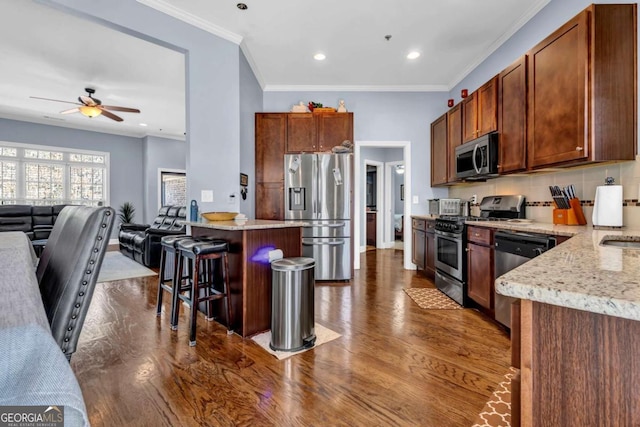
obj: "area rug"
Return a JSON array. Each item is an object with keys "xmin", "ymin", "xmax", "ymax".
[
  {"xmin": 252, "ymin": 323, "xmax": 341, "ymax": 360},
  {"xmin": 97, "ymin": 252, "xmax": 157, "ymax": 283},
  {"xmin": 472, "ymin": 367, "xmax": 518, "ymax": 427},
  {"xmin": 404, "ymin": 288, "xmax": 463, "ymax": 310}
]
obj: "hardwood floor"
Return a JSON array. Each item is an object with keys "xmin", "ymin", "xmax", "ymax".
[{"xmin": 72, "ymin": 248, "xmax": 511, "ymax": 426}]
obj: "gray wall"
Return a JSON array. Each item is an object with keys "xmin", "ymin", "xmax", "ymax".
[
  {"xmin": 142, "ymin": 136, "xmax": 186, "ymax": 223},
  {"xmin": 0, "ymin": 117, "xmax": 144, "ymax": 237},
  {"xmin": 239, "ymin": 50, "xmax": 263, "ymax": 219},
  {"xmin": 44, "ymin": 0, "xmax": 243, "ymax": 214},
  {"xmin": 264, "ymin": 92, "xmax": 450, "ymax": 217}
]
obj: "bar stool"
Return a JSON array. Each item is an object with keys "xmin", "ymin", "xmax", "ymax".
[
  {"xmin": 156, "ymin": 234, "xmax": 192, "ymax": 320},
  {"xmin": 174, "ymin": 238, "xmax": 233, "ymax": 346}
]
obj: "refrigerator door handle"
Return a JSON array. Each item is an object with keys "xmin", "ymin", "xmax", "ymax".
[
  {"xmin": 303, "ymin": 222, "xmax": 346, "ymax": 229},
  {"xmin": 302, "ymin": 238, "xmax": 346, "ymax": 246}
]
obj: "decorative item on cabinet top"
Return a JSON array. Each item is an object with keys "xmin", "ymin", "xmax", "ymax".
[
  {"xmin": 291, "ymin": 102, "xmax": 309, "ymax": 113},
  {"xmin": 331, "ymin": 140, "xmax": 353, "ymax": 153}
]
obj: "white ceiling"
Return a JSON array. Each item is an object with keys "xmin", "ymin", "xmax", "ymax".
[{"xmin": 0, "ymin": 0, "xmax": 549, "ymax": 139}]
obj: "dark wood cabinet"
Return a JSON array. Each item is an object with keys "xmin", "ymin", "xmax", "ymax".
[
  {"xmin": 285, "ymin": 112, "xmax": 353, "ymax": 153},
  {"xmin": 411, "ymin": 218, "xmax": 426, "ymax": 271},
  {"xmin": 462, "ymin": 76, "xmax": 498, "ymax": 143},
  {"xmin": 430, "ymin": 113, "xmax": 448, "ymax": 186},
  {"xmin": 286, "ymin": 113, "xmax": 316, "ymax": 152},
  {"xmin": 255, "ymin": 112, "xmax": 354, "ymax": 219},
  {"xmin": 466, "ymin": 226, "xmax": 494, "ymax": 311},
  {"xmin": 498, "ymin": 55, "xmax": 527, "ymax": 173},
  {"xmin": 447, "ymin": 103, "xmax": 462, "ymax": 183},
  {"xmin": 366, "ymin": 212, "xmax": 376, "ymax": 246},
  {"xmin": 527, "ymin": 4, "xmax": 637, "ymax": 169},
  {"xmin": 425, "ymin": 220, "xmax": 435, "ymax": 279}
]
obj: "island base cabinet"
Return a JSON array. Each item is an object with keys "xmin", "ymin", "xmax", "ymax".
[{"xmin": 519, "ymin": 300, "xmax": 640, "ymax": 426}]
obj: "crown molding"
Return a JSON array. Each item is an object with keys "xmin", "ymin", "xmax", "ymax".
[
  {"xmin": 240, "ymin": 42, "xmax": 265, "ymax": 90},
  {"xmin": 136, "ymin": 0, "xmax": 243, "ymax": 45},
  {"xmin": 264, "ymin": 85, "xmax": 449, "ymax": 93}
]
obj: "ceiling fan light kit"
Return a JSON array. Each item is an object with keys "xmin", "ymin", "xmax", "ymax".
[{"xmin": 79, "ymin": 105, "xmax": 102, "ymax": 118}]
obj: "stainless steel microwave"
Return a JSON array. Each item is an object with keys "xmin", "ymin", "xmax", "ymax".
[{"xmin": 455, "ymin": 132, "xmax": 499, "ymax": 180}]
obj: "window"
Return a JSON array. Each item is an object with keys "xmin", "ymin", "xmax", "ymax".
[
  {"xmin": 0, "ymin": 142, "xmax": 109, "ymax": 206},
  {"xmin": 160, "ymin": 171, "xmax": 186, "ymax": 206}
]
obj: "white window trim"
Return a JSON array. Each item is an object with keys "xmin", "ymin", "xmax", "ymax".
[{"xmin": 0, "ymin": 140, "xmax": 110, "ymax": 206}]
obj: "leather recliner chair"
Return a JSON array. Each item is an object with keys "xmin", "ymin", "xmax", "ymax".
[{"xmin": 118, "ymin": 205, "xmax": 187, "ymax": 267}]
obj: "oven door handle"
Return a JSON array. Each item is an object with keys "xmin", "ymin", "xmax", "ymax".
[{"xmin": 434, "ymin": 229, "xmax": 460, "ymax": 239}]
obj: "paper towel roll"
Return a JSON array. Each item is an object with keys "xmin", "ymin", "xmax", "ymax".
[{"xmin": 592, "ymin": 185, "xmax": 623, "ymax": 227}]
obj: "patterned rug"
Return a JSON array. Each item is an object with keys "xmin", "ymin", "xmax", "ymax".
[
  {"xmin": 404, "ymin": 288, "xmax": 463, "ymax": 310},
  {"xmin": 472, "ymin": 367, "xmax": 518, "ymax": 427}
]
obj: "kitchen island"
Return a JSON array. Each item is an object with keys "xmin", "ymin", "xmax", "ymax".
[
  {"xmin": 185, "ymin": 219, "xmax": 305, "ymax": 337},
  {"xmin": 494, "ymin": 225, "xmax": 640, "ymax": 426}
]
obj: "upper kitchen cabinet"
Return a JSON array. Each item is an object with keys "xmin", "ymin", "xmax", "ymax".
[
  {"xmin": 286, "ymin": 113, "xmax": 316, "ymax": 152},
  {"xmin": 462, "ymin": 76, "xmax": 499, "ymax": 143},
  {"xmin": 498, "ymin": 55, "xmax": 527, "ymax": 174},
  {"xmin": 286, "ymin": 112, "xmax": 354, "ymax": 153},
  {"xmin": 447, "ymin": 103, "xmax": 463, "ymax": 183},
  {"xmin": 528, "ymin": 4, "xmax": 637, "ymax": 169},
  {"xmin": 430, "ymin": 113, "xmax": 448, "ymax": 186},
  {"xmin": 256, "ymin": 113, "xmax": 286, "ymax": 183}
]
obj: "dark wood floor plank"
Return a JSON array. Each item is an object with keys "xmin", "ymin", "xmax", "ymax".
[{"xmin": 72, "ymin": 249, "xmax": 510, "ymax": 426}]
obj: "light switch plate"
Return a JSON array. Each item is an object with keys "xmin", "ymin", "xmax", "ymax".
[
  {"xmin": 201, "ymin": 190, "xmax": 213, "ymax": 203},
  {"xmin": 412, "ymin": 195, "xmax": 419, "ymax": 204}
]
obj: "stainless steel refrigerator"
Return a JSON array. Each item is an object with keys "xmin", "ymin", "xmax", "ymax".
[{"xmin": 285, "ymin": 153, "xmax": 352, "ymax": 280}]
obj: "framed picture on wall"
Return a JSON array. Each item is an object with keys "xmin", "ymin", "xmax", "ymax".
[{"xmin": 400, "ymin": 184, "xmax": 404, "ymax": 201}]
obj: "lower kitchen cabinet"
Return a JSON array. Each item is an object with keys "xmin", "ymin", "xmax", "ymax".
[
  {"xmin": 412, "ymin": 217, "xmax": 435, "ymax": 279},
  {"xmin": 466, "ymin": 226, "xmax": 494, "ymax": 311}
]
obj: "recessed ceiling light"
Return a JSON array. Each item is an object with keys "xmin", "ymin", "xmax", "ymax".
[
  {"xmin": 139, "ymin": 123, "xmax": 148, "ymax": 127},
  {"xmin": 407, "ymin": 51, "xmax": 421, "ymax": 60},
  {"xmin": 237, "ymin": 3, "xmax": 248, "ymax": 10},
  {"xmin": 314, "ymin": 53, "xmax": 326, "ymax": 61}
]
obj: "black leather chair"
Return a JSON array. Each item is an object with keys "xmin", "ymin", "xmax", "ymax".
[
  {"xmin": 118, "ymin": 205, "xmax": 187, "ymax": 268},
  {"xmin": 0, "ymin": 204, "xmax": 68, "ymax": 242},
  {"xmin": 35, "ymin": 206, "xmax": 115, "ymax": 361}
]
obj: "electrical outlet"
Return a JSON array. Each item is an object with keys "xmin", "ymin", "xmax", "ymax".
[
  {"xmin": 228, "ymin": 193, "xmax": 236, "ymax": 204},
  {"xmin": 412, "ymin": 195, "xmax": 419, "ymax": 204},
  {"xmin": 201, "ymin": 190, "xmax": 213, "ymax": 203},
  {"xmin": 471, "ymin": 194, "xmax": 477, "ymax": 204}
]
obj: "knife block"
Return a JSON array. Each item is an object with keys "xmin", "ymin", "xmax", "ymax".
[{"xmin": 553, "ymin": 199, "xmax": 587, "ymax": 225}]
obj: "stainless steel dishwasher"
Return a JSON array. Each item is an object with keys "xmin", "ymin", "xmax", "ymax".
[{"xmin": 494, "ymin": 230, "xmax": 556, "ymax": 328}]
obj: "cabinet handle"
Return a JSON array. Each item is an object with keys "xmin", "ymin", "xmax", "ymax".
[
  {"xmin": 465, "ymin": 248, "xmax": 471, "ymax": 252},
  {"xmin": 576, "ymin": 146, "xmax": 584, "ymax": 151},
  {"xmin": 474, "ymin": 233, "xmax": 480, "ymax": 237},
  {"xmin": 497, "ymin": 164, "xmax": 501, "ymax": 168}
]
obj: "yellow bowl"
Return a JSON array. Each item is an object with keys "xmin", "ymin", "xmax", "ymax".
[{"xmin": 201, "ymin": 212, "xmax": 238, "ymax": 221}]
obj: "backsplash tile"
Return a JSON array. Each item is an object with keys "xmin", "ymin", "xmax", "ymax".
[{"xmin": 448, "ymin": 157, "xmax": 640, "ymax": 228}]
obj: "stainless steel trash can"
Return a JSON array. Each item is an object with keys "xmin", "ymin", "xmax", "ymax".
[{"xmin": 270, "ymin": 257, "xmax": 316, "ymax": 352}]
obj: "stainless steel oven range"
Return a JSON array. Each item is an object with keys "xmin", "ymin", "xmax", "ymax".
[{"xmin": 433, "ymin": 195, "xmax": 526, "ymax": 307}]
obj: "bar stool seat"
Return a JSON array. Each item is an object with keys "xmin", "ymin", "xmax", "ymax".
[
  {"xmin": 156, "ymin": 234, "xmax": 192, "ymax": 319},
  {"xmin": 174, "ymin": 238, "xmax": 233, "ymax": 346}
]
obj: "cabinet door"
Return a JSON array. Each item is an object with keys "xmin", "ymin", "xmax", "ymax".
[
  {"xmin": 317, "ymin": 113, "xmax": 353, "ymax": 151},
  {"xmin": 256, "ymin": 114, "xmax": 286, "ymax": 183},
  {"xmin": 478, "ymin": 76, "xmax": 498, "ymax": 136},
  {"xmin": 447, "ymin": 103, "xmax": 462, "ymax": 183},
  {"xmin": 527, "ymin": 11, "xmax": 589, "ymax": 168},
  {"xmin": 256, "ymin": 182, "xmax": 284, "ymax": 220},
  {"xmin": 499, "ymin": 55, "xmax": 527, "ymax": 173},
  {"xmin": 430, "ymin": 113, "xmax": 448, "ymax": 186},
  {"xmin": 467, "ymin": 242, "xmax": 494, "ymax": 310},
  {"xmin": 425, "ymin": 228, "xmax": 435, "ymax": 278},
  {"xmin": 286, "ymin": 113, "xmax": 316, "ymax": 153},
  {"xmin": 462, "ymin": 93, "xmax": 478, "ymax": 142},
  {"xmin": 412, "ymin": 228, "xmax": 426, "ymax": 270}
]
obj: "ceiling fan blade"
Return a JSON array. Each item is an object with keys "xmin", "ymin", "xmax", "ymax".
[
  {"xmin": 30, "ymin": 96, "xmax": 81, "ymax": 106},
  {"xmin": 101, "ymin": 105, "xmax": 140, "ymax": 113},
  {"xmin": 60, "ymin": 107, "xmax": 80, "ymax": 115},
  {"xmin": 79, "ymin": 96, "xmax": 98, "ymax": 107},
  {"xmin": 100, "ymin": 109, "xmax": 123, "ymax": 122}
]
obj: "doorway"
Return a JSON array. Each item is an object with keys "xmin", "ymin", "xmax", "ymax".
[
  {"xmin": 364, "ymin": 160, "xmax": 383, "ymax": 250},
  {"xmin": 385, "ymin": 161, "xmax": 405, "ymax": 250},
  {"xmin": 354, "ymin": 141, "xmax": 412, "ymax": 270}
]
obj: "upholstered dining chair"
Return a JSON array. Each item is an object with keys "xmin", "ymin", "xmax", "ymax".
[{"xmin": 36, "ymin": 205, "xmax": 115, "ymax": 360}]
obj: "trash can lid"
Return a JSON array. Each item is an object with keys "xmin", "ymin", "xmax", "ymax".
[{"xmin": 271, "ymin": 257, "xmax": 315, "ymax": 271}]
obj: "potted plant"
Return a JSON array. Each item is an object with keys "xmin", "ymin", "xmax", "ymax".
[{"xmin": 118, "ymin": 202, "xmax": 135, "ymax": 224}]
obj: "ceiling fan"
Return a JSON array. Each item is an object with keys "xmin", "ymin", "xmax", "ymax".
[{"xmin": 30, "ymin": 88, "xmax": 140, "ymax": 122}]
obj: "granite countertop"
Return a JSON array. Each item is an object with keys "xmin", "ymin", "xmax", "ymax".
[
  {"xmin": 185, "ymin": 219, "xmax": 307, "ymax": 231},
  {"xmin": 490, "ymin": 223, "xmax": 640, "ymax": 321}
]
